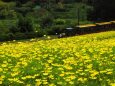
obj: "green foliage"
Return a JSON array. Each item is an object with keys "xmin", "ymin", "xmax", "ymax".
[
  {"xmin": 36, "ymin": 29, "xmax": 48, "ymax": 37},
  {"xmin": 39, "ymin": 15, "xmax": 54, "ymax": 29},
  {"xmin": 0, "ymin": 1, "xmax": 16, "ymax": 19},
  {"xmin": 0, "ymin": 9, "xmax": 17, "ymax": 19},
  {"xmin": 0, "ymin": 33, "xmax": 9, "ymax": 41},
  {"xmin": 9, "ymin": 24, "xmax": 19, "ymax": 34},
  {"xmin": 15, "ymin": 7, "xmax": 32, "ymax": 17},
  {"xmin": 14, "ymin": 32, "xmax": 26, "ymax": 40},
  {"xmin": 54, "ymin": 19, "xmax": 66, "ymax": 25},
  {"xmin": 17, "ymin": 16, "xmax": 34, "ymax": 33},
  {"xmin": 0, "ymin": 20, "xmax": 17, "ymax": 35},
  {"xmin": 51, "ymin": 25, "xmax": 67, "ymax": 34},
  {"xmin": 54, "ymin": 2, "xmax": 67, "ymax": 12},
  {"xmin": 88, "ymin": 0, "xmax": 115, "ymax": 21},
  {"xmin": 25, "ymin": 32, "xmax": 37, "ymax": 39},
  {"xmin": 0, "ymin": 0, "xmax": 93, "ymax": 41}
]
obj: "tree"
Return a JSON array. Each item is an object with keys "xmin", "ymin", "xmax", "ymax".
[
  {"xmin": 88, "ymin": 0, "xmax": 115, "ymax": 21},
  {"xmin": 18, "ymin": 16, "xmax": 34, "ymax": 33},
  {"xmin": 0, "ymin": 1, "xmax": 16, "ymax": 19}
]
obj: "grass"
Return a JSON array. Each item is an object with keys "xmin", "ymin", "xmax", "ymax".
[{"xmin": 0, "ymin": 31, "xmax": 115, "ymax": 86}]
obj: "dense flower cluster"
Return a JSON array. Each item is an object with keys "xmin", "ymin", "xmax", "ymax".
[{"xmin": 0, "ymin": 31, "xmax": 115, "ymax": 86}]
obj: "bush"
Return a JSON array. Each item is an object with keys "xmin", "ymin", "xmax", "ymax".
[
  {"xmin": 14, "ymin": 32, "xmax": 26, "ymax": 40},
  {"xmin": 54, "ymin": 19, "xmax": 66, "ymax": 25},
  {"xmin": 39, "ymin": 15, "xmax": 54, "ymax": 29},
  {"xmin": 7, "ymin": 33, "xmax": 15, "ymax": 40},
  {"xmin": 51, "ymin": 25, "xmax": 67, "ymax": 34},
  {"xmin": 18, "ymin": 16, "xmax": 34, "ymax": 33},
  {"xmin": 36, "ymin": 29, "xmax": 48, "ymax": 37},
  {"xmin": 25, "ymin": 32, "xmax": 37, "ymax": 39},
  {"xmin": 9, "ymin": 25, "xmax": 19, "ymax": 34},
  {"xmin": 0, "ymin": 34, "xmax": 9, "ymax": 41}
]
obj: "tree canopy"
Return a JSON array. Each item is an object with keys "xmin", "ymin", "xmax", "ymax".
[{"xmin": 88, "ymin": 0, "xmax": 115, "ymax": 21}]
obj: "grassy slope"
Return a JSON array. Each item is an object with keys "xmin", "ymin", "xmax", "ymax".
[{"xmin": 0, "ymin": 31, "xmax": 115, "ymax": 86}]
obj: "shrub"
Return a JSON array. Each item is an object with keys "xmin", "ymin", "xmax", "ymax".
[
  {"xmin": 25, "ymin": 32, "xmax": 37, "ymax": 39},
  {"xmin": 18, "ymin": 16, "xmax": 34, "ymax": 33},
  {"xmin": 39, "ymin": 16, "xmax": 54, "ymax": 29},
  {"xmin": 14, "ymin": 32, "xmax": 26, "ymax": 40},
  {"xmin": 54, "ymin": 19, "xmax": 66, "ymax": 25},
  {"xmin": 51, "ymin": 25, "xmax": 67, "ymax": 34},
  {"xmin": 7, "ymin": 33, "xmax": 15, "ymax": 40},
  {"xmin": 36, "ymin": 29, "xmax": 48, "ymax": 37},
  {"xmin": 0, "ymin": 33, "xmax": 9, "ymax": 41},
  {"xmin": 9, "ymin": 25, "xmax": 19, "ymax": 34}
]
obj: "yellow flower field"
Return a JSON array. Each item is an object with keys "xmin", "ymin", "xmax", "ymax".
[{"xmin": 0, "ymin": 31, "xmax": 115, "ymax": 86}]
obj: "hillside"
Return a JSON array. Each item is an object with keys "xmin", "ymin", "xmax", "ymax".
[
  {"xmin": 0, "ymin": 31, "xmax": 115, "ymax": 85},
  {"xmin": 0, "ymin": 0, "xmax": 115, "ymax": 41},
  {"xmin": 0, "ymin": 0, "xmax": 93, "ymax": 41}
]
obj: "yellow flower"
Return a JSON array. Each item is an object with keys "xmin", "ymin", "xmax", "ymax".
[
  {"xmin": 49, "ymin": 83, "xmax": 56, "ymax": 86},
  {"xmin": 100, "ymin": 70, "xmax": 107, "ymax": 74},
  {"xmin": 110, "ymin": 83, "xmax": 115, "ymax": 86},
  {"xmin": 43, "ymin": 73, "xmax": 49, "ymax": 76},
  {"xmin": 87, "ymin": 64, "xmax": 93, "ymax": 69},
  {"xmin": 21, "ymin": 61, "xmax": 28, "ymax": 66},
  {"xmin": 64, "ymin": 65, "xmax": 73, "ymax": 70},
  {"xmin": 0, "ymin": 31, "xmax": 115, "ymax": 85},
  {"xmin": 69, "ymin": 75, "xmax": 76, "ymax": 80},
  {"xmin": 47, "ymin": 60, "xmax": 53, "ymax": 63},
  {"xmin": 42, "ymin": 80, "xmax": 48, "ymax": 84},
  {"xmin": 0, "ymin": 81, "xmax": 2, "ymax": 84},
  {"xmin": 59, "ymin": 73, "xmax": 65, "ymax": 77},
  {"xmin": 58, "ymin": 67, "xmax": 64, "ymax": 71},
  {"xmin": 106, "ymin": 71, "xmax": 112, "ymax": 75},
  {"xmin": 69, "ymin": 81, "xmax": 74, "ymax": 84},
  {"xmin": 3, "ymin": 61, "xmax": 7, "ymax": 63},
  {"xmin": 78, "ymin": 77, "xmax": 87, "ymax": 83},
  {"xmin": 65, "ymin": 78, "xmax": 71, "ymax": 82},
  {"xmin": 1, "ymin": 75, "xmax": 5, "ymax": 79},
  {"xmin": 90, "ymin": 70, "xmax": 99, "ymax": 77},
  {"xmin": 36, "ymin": 79, "xmax": 41, "ymax": 86},
  {"xmin": 57, "ymin": 82, "xmax": 63, "ymax": 85},
  {"xmin": 0, "ymin": 68, "xmax": 3, "ymax": 72},
  {"xmin": 22, "ymin": 77, "xmax": 26, "ymax": 80},
  {"xmin": 11, "ymin": 72, "xmax": 19, "ymax": 77},
  {"xmin": 26, "ymin": 84, "xmax": 31, "ymax": 86},
  {"xmin": 0, "ymin": 75, "xmax": 5, "ymax": 84},
  {"xmin": 48, "ymin": 75, "xmax": 54, "ymax": 79},
  {"xmin": 26, "ymin": 75, "xmax": 32, "ymax": 79},
  {"xmin": 1, "ymin": 64, "xmax": 7, "ymax": 67},
  {"xmin": 8, "ymin": 78, "xmax": 18, "ymax": 82}
]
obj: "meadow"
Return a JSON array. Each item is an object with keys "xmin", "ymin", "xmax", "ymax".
[{"xmin": 0, "ymin": 31, "xmax": 115, "ymax": 86}]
